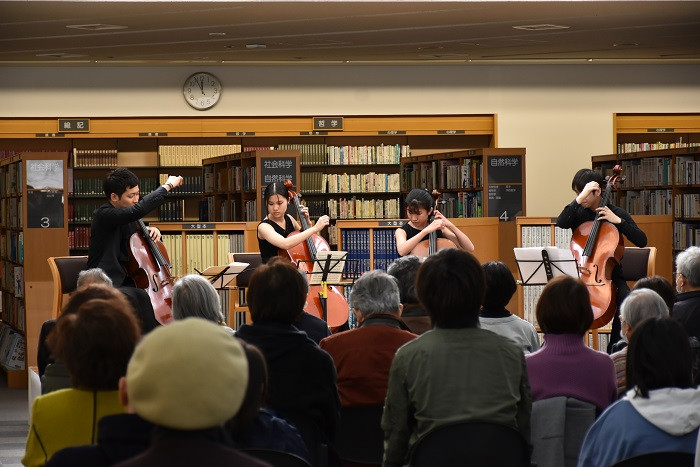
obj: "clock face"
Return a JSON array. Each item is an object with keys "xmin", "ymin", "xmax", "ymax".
[{"xmin": 183, "ymin": 72, "xmax": 221, "ymax": 110}]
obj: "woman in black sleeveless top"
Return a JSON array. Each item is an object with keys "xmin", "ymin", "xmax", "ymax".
[{"xmin": 257, "ymin": 182, "xmax": 330, "ymax": 263}]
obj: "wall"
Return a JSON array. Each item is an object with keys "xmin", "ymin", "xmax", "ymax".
[{"xmin": 3, "ymin": 64, "xmax": 699, "ymax": 216}]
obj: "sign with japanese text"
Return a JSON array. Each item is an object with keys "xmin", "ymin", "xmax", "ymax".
[
  {"xmin": 487, "ymin": 156, "xmax": 522, "ymax": 184},
  {"xmin": 58, "ymin": 119, "xmax": 90, "ymax": 132},
  {"xmin": 313, "ymin": 117, "xmax": 344, "ymax": 131}
]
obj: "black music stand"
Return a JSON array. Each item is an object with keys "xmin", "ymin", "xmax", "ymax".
[
  {"xmin": 300, "ymin": 251, "xmax": 348, "ymax": 323},
  {"xmin": 196, "ymin": 261, "xmax": 249, "ymax": 290},
  {"xmin": 514, "ymin": 246, "xmax": 579, "ymax": 285}
]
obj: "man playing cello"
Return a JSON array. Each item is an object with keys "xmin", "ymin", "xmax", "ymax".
[{"xmin": 556, "ymin": 168, "xmax": 647, "ymax": 352}]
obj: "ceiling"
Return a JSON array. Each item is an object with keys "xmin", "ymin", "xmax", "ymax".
[{"xmin": 1, "ymin": 1, "xmax": 700, "ymax": 66}]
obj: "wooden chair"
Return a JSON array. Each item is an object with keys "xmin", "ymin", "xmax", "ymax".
[
  {"xmin": 409, "ymin": 420, "xmax": 530, "ymax": 467},
  {"xmin": 47, "ymin": 256, "xmax": 88, "ymax": 319},
  {"xmin": 227, "ymin": 252, "xmax": 263, "ymax": 327},
  {"xmin": 334, "ymin": 405, "xmax": 384, "ymax": 465},
  {"xmin": 611, "ymin": 451, "xmax": 694, "ymax": 467},
  {"xmin": 619, "ymin": 246, "xmax": 657, "ymax": 282}
]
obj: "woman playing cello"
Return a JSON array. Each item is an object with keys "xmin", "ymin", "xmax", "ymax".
[
  {"xmin": 395, "ymin": 188, "xmax": 474, "ymax": 257},
  {"xmin": 556, "ymin": 168, "xmax": 647, "ymax": 352},
  {"xmin": 257, "ymin": 182, "xmax": 330, "ymax": 264}
]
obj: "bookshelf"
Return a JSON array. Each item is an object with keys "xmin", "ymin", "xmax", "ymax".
[
  {"xmin": 515, "ymin": 215, "xmax": 673, "ymax": 351},
  {"xmin": 0, "ymin": 152, "xmax": 69, "ymax": 386},
  {"xmin": 613, "ymin": 113, "xmax": 700, "ymax": 154}
]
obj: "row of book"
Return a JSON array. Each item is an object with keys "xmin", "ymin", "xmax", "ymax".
[
  {"xmin": 617, "ymin": 141, "xmax": 699, "ymax": 154},
  {"xmin": 159, "ymin": 233, "xmax": 245, "ymax": 279},
  {"xmin": 341, "ymin": 229, "xmax": 372, "ymax": 278},
  {"xmin": 0, "ymin": 263, "xmax": 23, "ymax": 298},
  {"xmin": 0, "ymin": 197, "xmax": 22, "ymax": 229},
  {"xmin": 0, "ymin": 161, "xmax": 21, "ymax": 195},
  {"xmin": 327, "ymin": 197, "xmax": 401, "ymax": 220},
  {"xmin": 200, "ymin": 198, "xmax": 242, "ymax": 222},
  {"xmin": 373, "ymin": 229, "xmax": 400, "ymax": 273},
  {"xmin": 159, "ymin": 145, "xmax": 242, "ymax": 167},
  {"xmin": 0, "ymin": 231, "xmax": 24, "ymax": 263},
  {"xmin": 675, "ymin": 156, "xmax": 700, "ymax": 185},
  {"xmin": 620, "ymin": 157, "xmax": 672, "ymax": 187},
  {"xmin": 401, "ymin": 159, "xmax": 484, "ymax": 192},
  {"xmin": 673, "ymin": 221, "xmax": 700, "ymax": 250},
  {"xmin": 619, "ymin": 189, "xmax": 672, "ymax": 216},
  {"xmin": 69, "ymin": 202, "xmax": 101, "ymax": 223},
  {"xmin": 439, "ymin": 191, "xmax": 483, "ymax": 218},
  {"xmin": 300, "ymin": 171, "xmax": 400, "ymax": 194},
  {"xmin": 326, "ymin": 144, "xmax": 409, "ymax": 166},
  {"xmin": 69, "ymin": 226, "xmax": 90, "ymax": 249},
  {"xmin": 204, "ymin": 166, "xmax": 257, "ymax": 193},
  {"xmin": 158, "ymin": 200, "xmax": 186, "ymax": 222},
  {"xmin": 71, "ymin": 176, "xmax": 158, "ymax": 196},
  {"xmin": 1, "ymin": 294, "xmax": 25, "ymax": 332},
  {"xmin": 72, "ymin": 148, "xmax": 118, "ymax": 167},
  {"xmin": 0, "ymin": 324, "xmax": 25, "ymax": 370},
  {"xmin": 675, "ymin": 193, "xmax": 700, "ymax": 218}
]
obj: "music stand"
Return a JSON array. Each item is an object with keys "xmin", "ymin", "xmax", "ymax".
[
  {"xmin": 514, "ymin": 246, "xmax": 579, "ymax": 285},
  {"xmin": 196, "ymin": 261, "xmax": 249, "ymax": 290},
  {"xmin": 299, "ymin": 251, "xmax": 348, "ymax": 323}
]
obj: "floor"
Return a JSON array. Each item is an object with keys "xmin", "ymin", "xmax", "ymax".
[{"xmin": 0, "ymin": 373, "xmax": 28, "ymax": 467}]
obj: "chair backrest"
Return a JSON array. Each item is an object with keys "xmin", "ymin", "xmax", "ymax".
[
  {"xmin": 47, "ymin": 256, "xmax": 88, "ymax": 319},
  {"xmin": 335, "ymin": 405, "xmax": 384, "ymax": 465},
  {"xmin": 409, "ymin": 420, "xmax": 530, "ymax": 467},
  {"xmin": 242, "ymin": 448, "xmax": 312, "ymax": 467},
  {"xmin": 619, "ymin": 247, "xmax": 656, "ymax": 282},
  {"xmin": 611, "ymin": 451, "xmax": 695, "ymax": 467},
  {"xmin": 531, "ymin": 396, "xmax": 597, "ymax": 467},
  {"xmin": 232, "ymin": 252, "xmax": 263, "ymax": 289}
]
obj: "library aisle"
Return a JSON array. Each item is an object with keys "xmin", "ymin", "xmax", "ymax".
[{"xmin": 0, "ymin": 373, "xmax": 27, "ymax": 467}]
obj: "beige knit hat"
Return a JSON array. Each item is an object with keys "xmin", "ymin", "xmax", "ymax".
[{"xmin": 126, "ymin": 317, "xmax": 248, "ymax": 430}]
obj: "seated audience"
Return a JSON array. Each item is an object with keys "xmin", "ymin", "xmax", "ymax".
[
  {"xmin": 611, "ymin": 289, "xmax": 669, "ymax": 396},
  {"xmin": 37, "ymin": 268, "xmax": 113, "ymax": 377},
  {"xmin": 387, "ymin": 255, "xmax": 431, "ymax": 334},
  {"xmin": 578, "ymin": 318, "xmax": 700, "ymax": 467},
  {"xmin": 293, "ymin": 310, "xmax": 331, "ymax": 344},
  {"xmin": 526, "ymin": 276, "xmax": 616, "ymax": 412},
  {"xmin": 23, "ymin": 287, "xmax": 141, "ymax": 467},
  {"xmin": 673, "ymin": 246, "xmax": 700, "ymax": 340},
  {"xmin": 319, "ymin": 270, "xmax": 416, "ymax": 407},
  {"xmin": 235, "ymin": 257, "xmax": 340, "ymax": 464},
  {"xmin": 172, "ymin": 274, "xmax": 233, "ymax": 332},
  {"xmin": 479, "ymin": 261, "xmax": 540, "ymax": 354},
  {"xmin": 382, "ymin": 249, "xmax": 531, "ymax": 467},
  {"xmin": 633, "ymin": 275, "xmax": 676, "ymax": 311},
  {"xmin": 226, "ymin": 343, "xmax": 310, "ymax": 461},
  {"xmin": 113, "ymin": 318, "xmax": 269, "ymax": 467}
]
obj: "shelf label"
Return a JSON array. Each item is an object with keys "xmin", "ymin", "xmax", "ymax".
[
  {"xmin": 488, "ymin": 185, "xmax": 522, "ymax": 220},
  {"xmin": 261, "ymin": 156, "xmax": 297, "ymax": 186},
  {"xmin": 300, "ymin": 131, "xmax": 328, "ymax": 136},
  {"xmin": 378, "ymin": 130, "xmax": 406, "ymax": 135},
  {"xmin": 227, "ymin": 131, "xmax": 256, "ymax": 136},
  {"xmin": 378, "ymin": 220, "xmax": 405, "ymax": 227},
  {"xmin": 487, "ymin": 156, "xmax": 522, "ymax": 184},
  {"xmin": 437, "ymin": 130, "xmax": 466, "ymax": 135},
  {"xmin": 27, "ymin": 159, "xmax": 65, "ymax": 229},
  {"xmin": 182, "ymin": 223, "xmax": 216, "ymax": 229},
  {"xmin": 313, "ymin": 117, "xmax": 344, "ymax": 131},
  {"xmin": 58, "ymin": 119, "xmax": 90, "ymax": 132},
  {"xmin": 35, "ymin": 133, "xmax": 65, "ymax": 138},
  {"xmin": 647, "ymin": 128, "xmax": 674, "ymax": 132},
  {"xmin": 139, "ymin": 132, "xmax": 168, "ymax": 137}
]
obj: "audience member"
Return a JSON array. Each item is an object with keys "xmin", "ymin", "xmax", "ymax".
[
  {"xmin": 479, "ymin": 261, "xmax": 540, "ymax": 354},
  {"xmin": 37, "ymin": 268, "xmax": 113, "ymax": 378},
  {"xmin": 24, "ymin": 289, "xmax": 141, "ymax": 467},
  {"xmin": 235, "ymin": 257, "xmax": 340, "ymax": 465},
  {"xmin": 526, "ymin": 276, "xmax": 617, "ymax": 412},
  {"xmin": 293, "ymin": 311, "xmax": 331, "ymax": 344},
  {"xmin": 172, "ymin": 274, "xmax": 233, "ymax": 332},
  {"xmin": 387, "ymin": 255, "xmax": 431, "ymax": 334},
  {"xmin": 673, "ymin": 246, "xmax": 700, "ymax": 340},
  {"xmin": 226, "ymin": 343, "xmax": 310, "ymax": 461},
  {"xmin": 382, "ymin": 249, "xmax": 531, "ymax": 467},
  {"xmin": 113, "ymin": 318, "xmax": 269, "ymax": 467},
  {"xmin": 611, "ymin": 289, "xmax": 669, "ymax": 396},
  {"xmin": 633, "ymin": 275, "xmax": 676, "ymax": 311},
  {"xmin": 320, "ymin": 270, "xmax": 416, "ymax": 407},
  {"xmin": 578, "ymin": 318, "xmax": 700, "ymax": 467}
]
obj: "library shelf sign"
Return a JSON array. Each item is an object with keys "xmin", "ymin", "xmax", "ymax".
[
  {"xmin": 487, "ymin": 156, "xmax": 523, "ymax": 221},
  {"xmin": 26, "ymin": 159, "xmax": 65, "ymax": 228},
  {"xmin": 261, "ymin": 155, "xmax": 297, "ymax": 187}
]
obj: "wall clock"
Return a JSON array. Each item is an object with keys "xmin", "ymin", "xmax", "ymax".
[{"xmin": 183, "ymin": 72, "xmax": 221, "ymax": 110}]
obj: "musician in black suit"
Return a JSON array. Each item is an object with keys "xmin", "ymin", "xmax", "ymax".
[
  {"xmin": 87, "ymin": 168, "xmax": 183, "ymax": 332},
  {"xmin": 556, "ymin": 168, "xmax": 647, "ymax": 352}
]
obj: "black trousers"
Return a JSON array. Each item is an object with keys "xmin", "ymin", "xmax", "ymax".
[{"xmin": 119, "ymin": 286, "xmax": 160, "ymax": 334}]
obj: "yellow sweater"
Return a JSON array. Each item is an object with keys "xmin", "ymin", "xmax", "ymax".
[{"xmin": 23, "ymin": 388, "xmax": 124, "ymax": 467}]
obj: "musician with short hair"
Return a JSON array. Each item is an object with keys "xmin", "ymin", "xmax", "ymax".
[
  {"xmin": 87, "ymin": 168, "xmax": 183, "ymax": 332},
  {"xmin": 556, "ymin": 168, "xmax": 647, "ymax": 352}
]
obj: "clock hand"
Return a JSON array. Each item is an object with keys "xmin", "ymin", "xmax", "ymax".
[{"xmin": 197, "ymin": 77, "xmax": 204, "ymax": 94}]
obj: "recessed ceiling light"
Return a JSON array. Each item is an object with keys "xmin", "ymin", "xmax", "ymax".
[
  {"xmin": 35, "ymin": 53, "xmax": 87, "ymax": 58},
  {"xmin": 613, "ymin": 43, "xmax": 639, "ymax": 47},
  {"xmin": 245, "ymin": 44, "xmax": 267, "ymax": 49},
  {"xmin": 66, "ymin": 24, "xmax": 128, "ymax": 31},
  {"xmin": 209, "ymin": 32, "xmax": 226, "ymax": 37},
  {"xmin": 512, "ymin": 24, "xmax": 570, "ymax": 31}
]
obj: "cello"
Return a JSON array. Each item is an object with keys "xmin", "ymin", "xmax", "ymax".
[
  {"xmin": 410, "ymin": 190, "xmax": 457, "ymax": 258},
  {"xmin": 570, "ymin": 165, "xmax": 625, "ymax": 328},
  {"xmin": 126, "ymin": 219, "xmax": 175, "ymax": 325},
  {"xmin": 280, "ymin": 180, "xmax": 349, "ymax": 328}
]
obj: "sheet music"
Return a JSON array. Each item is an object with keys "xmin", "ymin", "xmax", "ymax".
[
  {"xmin": 514, "ymin": 246, "xmax": 579, "ymax": 285},
  {"xmin": 309, "ymin": 251, "xmax": 347, "ymax": 285},
  {"xmin": 543, "ymin": 247, "xmax": 579, "ymax": 278}
]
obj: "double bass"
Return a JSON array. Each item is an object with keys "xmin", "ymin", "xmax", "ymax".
[
  {"xmin": 281, "ymin": 180, "xmax": 349, "ymax": 328},
  {"xmin": 126, "ymin": 219, "xmax": 175, "ymax": 324},
  {"xmin": 570, "ymin": 166, "xmax": 625, "ymax": 328},
  {"xmin": 410, "ymin": 190, "xmax": 457, "ymax": 258}
]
